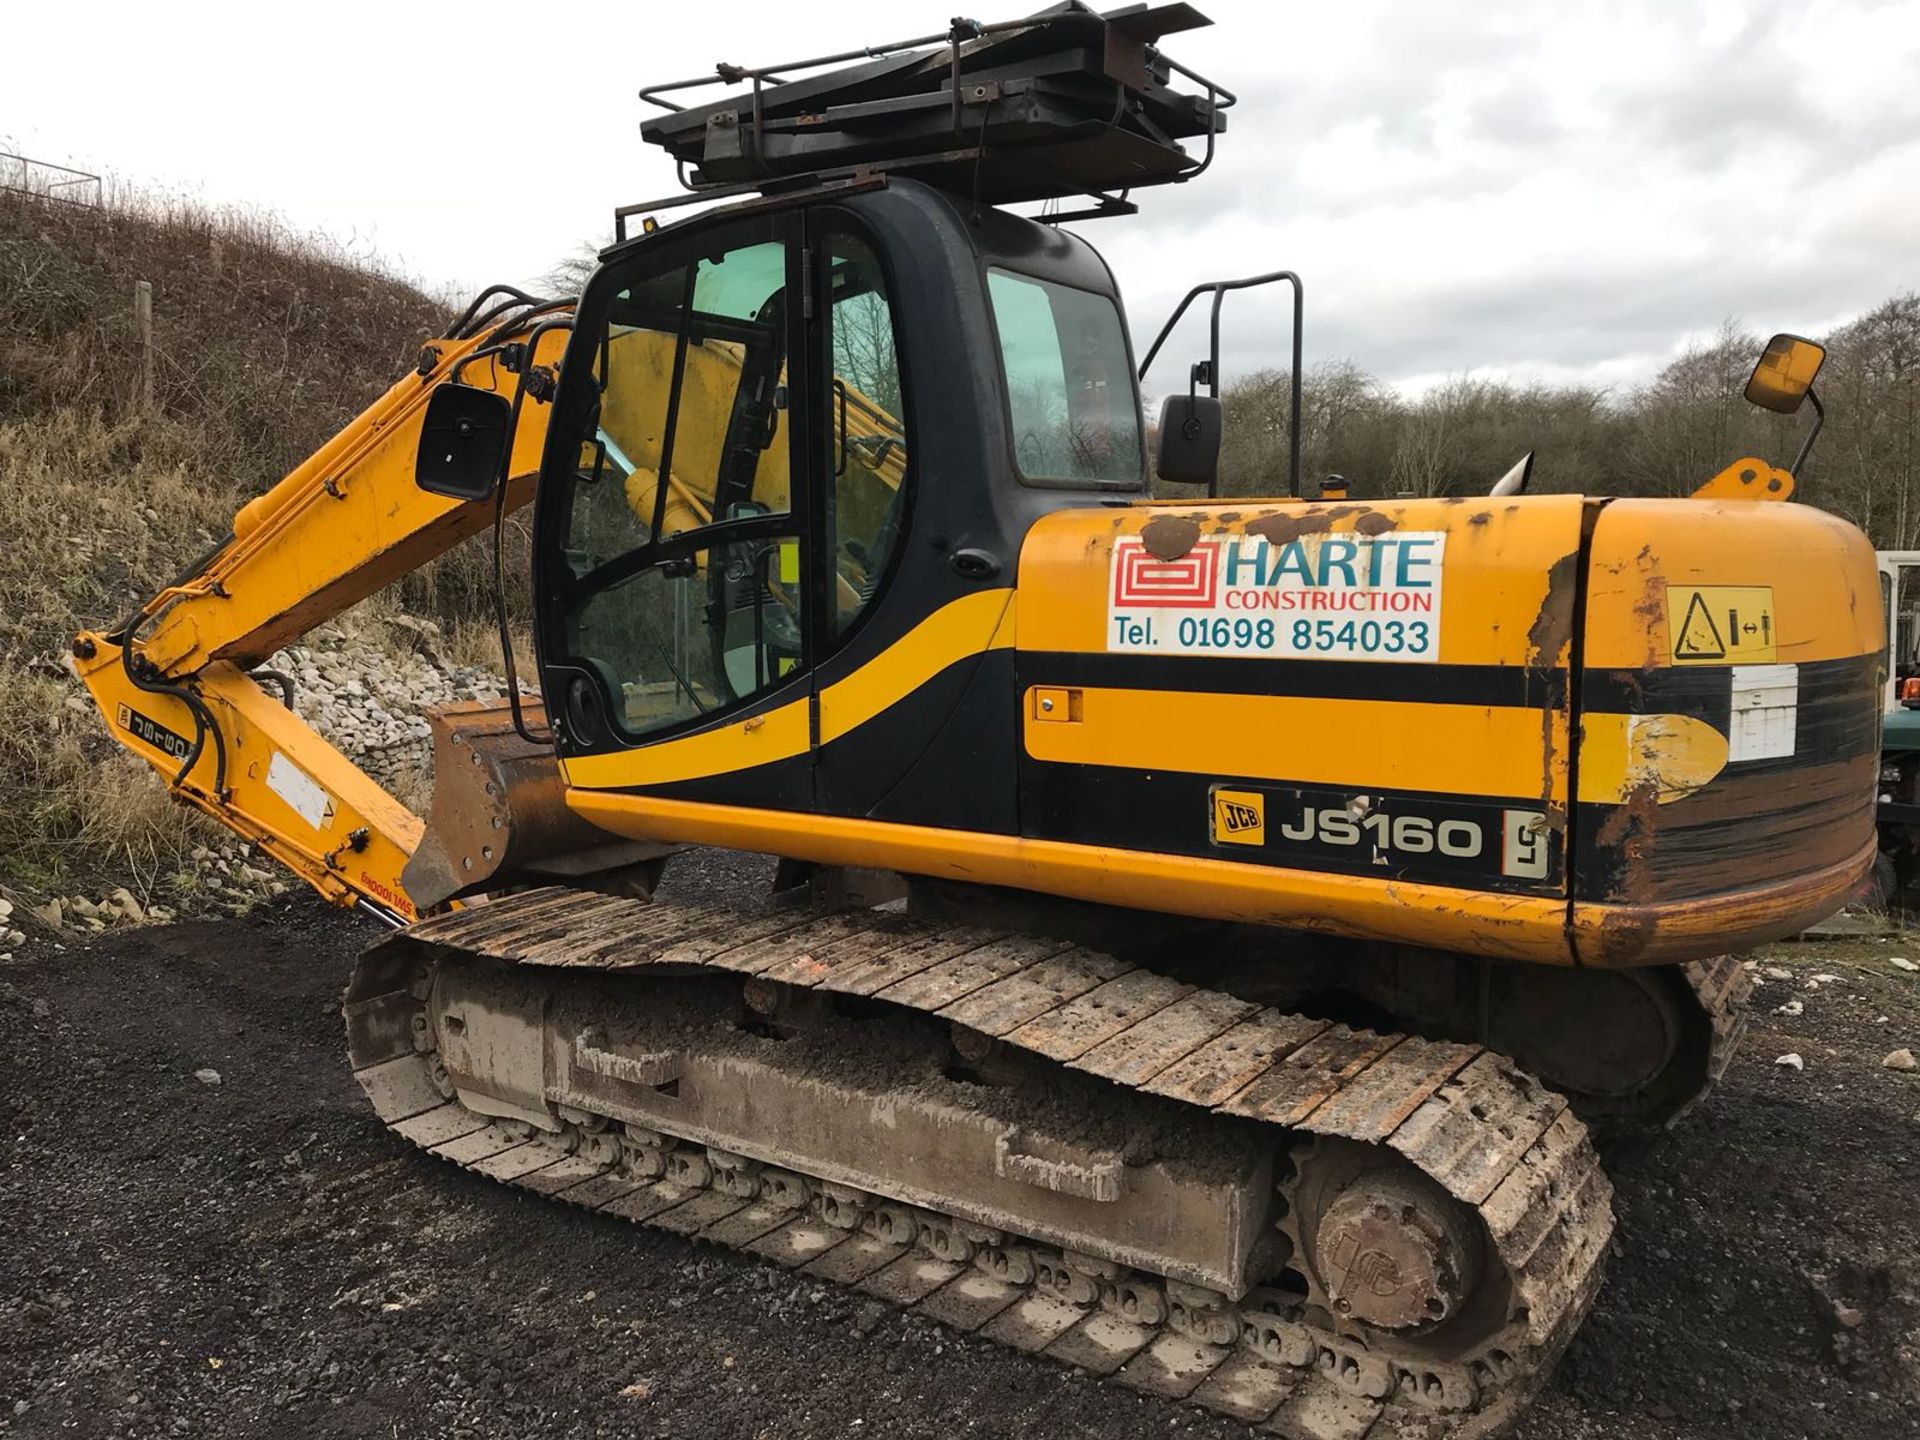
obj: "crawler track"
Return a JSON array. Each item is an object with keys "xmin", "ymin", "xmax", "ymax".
[
  {"xmin": 1684, "ymin": 954, "xmax": 1752, "ymax": 1098},
  {"xmin": 345, "ymin": 889, "xmax": 1618, "ymax": 1438}
]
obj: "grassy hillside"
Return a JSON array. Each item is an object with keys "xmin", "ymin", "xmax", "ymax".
[{"xmin": 0, "ymin": 187, "xmax": 466, "ymax": 902}]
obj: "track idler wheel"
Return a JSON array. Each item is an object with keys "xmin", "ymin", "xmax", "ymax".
[
  {"xmin": 1312, "ymin": 1165, "xmax": 1484, "ymax": 1330},
  {"xmin": 1283, "ymin": 1136, "xmax": 1507, "ymax": 1359}
]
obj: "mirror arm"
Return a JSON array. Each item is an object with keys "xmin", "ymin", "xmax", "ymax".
[
  {"xmin": 1789, "ymin": 385, "xmax": 1824, "ymax": 479},
  {"xmin": 1138, "ymin": 287, "xmax": 1204, "ymax": 382},
  {"xmin": 1140, "ymin": 270, "xmax": 1303, "ymax": 499}
]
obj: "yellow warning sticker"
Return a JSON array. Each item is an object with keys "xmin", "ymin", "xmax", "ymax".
[
  {"xmin": 1667, "ymin": 585, "xmax": 1777, "ymax": 665},
  {"xmin": 1211, "ymin": 788, "xmax": 1266, "ymax": 846}
]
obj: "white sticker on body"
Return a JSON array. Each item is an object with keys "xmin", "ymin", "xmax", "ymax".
[
  {"xmin": 1502, "ymin": 809, "xmax": 1551, "ymax": 879},
  {"xmin": 1727, "ymin": 663, "xmax": 1798, "ymax": 762},
  {"xmin": 1108, "ymin": 531, "xmax": 1446, "ymax": 662},
  {"xmin": 266, "ymin": 751, "xmax": 335, "ymax": 831}
]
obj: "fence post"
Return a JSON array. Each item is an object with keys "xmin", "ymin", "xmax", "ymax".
[{"xmin": 133, "ymin": 280, "xmax": 154, "ymax": 415}]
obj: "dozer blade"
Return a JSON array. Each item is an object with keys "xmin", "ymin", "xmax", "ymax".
[{"xmin": 401, "ymin": 699, "xmax": 675, "ymax": 910}]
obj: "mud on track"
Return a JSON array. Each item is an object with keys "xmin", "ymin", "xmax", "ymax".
[{"xmin": 2, "ymin": 885, "xmax": 1917, "ymax": 1439}]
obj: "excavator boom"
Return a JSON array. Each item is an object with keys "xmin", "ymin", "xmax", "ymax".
[{"xmin": 73, "ymin": 302, "xmax": 567, "ymax": 920}]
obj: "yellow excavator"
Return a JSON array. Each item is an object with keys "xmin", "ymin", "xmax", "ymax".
[{"xmin": 74, "ymin": 8, "xmax": 1881, "ymax": 1436}]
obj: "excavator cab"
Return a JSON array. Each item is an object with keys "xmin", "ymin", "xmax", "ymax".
[
  {"xmin": 391, "ymin": 2, "xmax": 1224, "ymax": 854},
  {"xmin": 533, "ymin": 181, "xmax": 1146, "ymax": 825}
]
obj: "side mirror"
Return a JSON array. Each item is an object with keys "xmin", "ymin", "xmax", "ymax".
[
  {"xmin": 1155, "ymin": 394, "xmax": 1222, "ymax": 485},
  {"xmin": 416, "ymin": 383, "xmax": 511, "ymax": 500},
  {"xmin": 1744, "ymin": 333, "xmax": 1826, "ymax": 416}
]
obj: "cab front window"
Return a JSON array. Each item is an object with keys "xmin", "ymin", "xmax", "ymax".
[{"xmin": 544, "ymin": 216, "xmax": 802, "ymax": 745}]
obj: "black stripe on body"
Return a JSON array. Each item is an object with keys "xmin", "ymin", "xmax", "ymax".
[
  {"xmin": 1020, "ymin": 760, "xmax": 1564, "ymax": 897},
  {"xmin": 1020, "ymin": 650, "xmax": 1565, "ymax": 710},
  {"xmin": 1582, "ymin": 653, "xmax": 1881, "ymax": 774}
]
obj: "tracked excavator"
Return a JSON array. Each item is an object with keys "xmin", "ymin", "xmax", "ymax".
[{"xmin": 75, "ymin": 7, "xmax": 1882, "ymax": 1435}]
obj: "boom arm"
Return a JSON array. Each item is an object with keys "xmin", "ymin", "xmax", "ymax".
[{"xmin": 73, "ymin": 298, "xmax": 572, "ymax": 923}]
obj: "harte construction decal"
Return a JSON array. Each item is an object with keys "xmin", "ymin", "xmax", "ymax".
[{"xmin": 1108, "ymin": 531, "xmax": 1447, "ymax": 662}]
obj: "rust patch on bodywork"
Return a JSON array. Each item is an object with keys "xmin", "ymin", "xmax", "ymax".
[
  {"xmin": 1625, "ymin": 545, "xmax": 1664, "ymax": 667},
  {"xmin": 1579, "ymin": 754, "xmax": 1877, "ymax": 965},
  {"xmin": 1244, "ymin": 505, "xmax": 1392, "ymax": 545},
  {"xmin": 1127, "ymin": 504, "xmax": 1402, "ymax": 562},
  {"xmin": 1527, "ymin": 549, "xmax": 1582, "ymax": 831},
  {"xmin": 1140, "ymin": 514, "xmax": 1202, "ymax": 560},
  {"xmin": 1247, "ymin": 509, "xmax": 1336, "ymax": 544},
  {"xmin": 1580, "ymin": 904, "xmax": 1660, "ymax": 967},
  {"xmin": 1594, "ymin": 782, "xmax": 1659, "ymax": 890},
  {"xmin": 1526, "ymin": 550, "xmax": 1581, "ymax": 672}
]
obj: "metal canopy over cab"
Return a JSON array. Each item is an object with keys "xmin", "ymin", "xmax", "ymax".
[{"xmin": 635, "ymin": 2, "xmax": 1231, "ymax": 218}]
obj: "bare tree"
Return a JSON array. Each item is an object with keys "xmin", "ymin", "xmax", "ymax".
[
  {"xmin": 1821, "ymin": 294, "xmax": 1920, "ymax": 545},
  {"xmin": 1390, "ymin": 378, "xmax": 1465, "ymax": 497},
  {"xmin": 540, "ymin": 240, "xmax": 603, "ymax": 299},
  {"xmin": 832, "ymin": 291, "xmax": 901, "ymax": 419}
]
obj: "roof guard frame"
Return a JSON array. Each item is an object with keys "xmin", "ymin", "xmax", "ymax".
[{"xmin": 628, "ymin": 5, "xmax": 1235, "ymax": 218}]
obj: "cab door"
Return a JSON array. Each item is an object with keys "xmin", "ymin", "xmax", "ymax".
[
  {"xmin": 802, "ymin": 218, "xmax": 924, "ymax": 815},
  {"xmin": 536, "ymin": 210, "xmax": 825, "ymax": 811}
]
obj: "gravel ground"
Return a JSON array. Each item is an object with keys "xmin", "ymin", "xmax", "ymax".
[{"xmin": 2, "ymin": 888, "xmax": 1917, "ymax": 1439}]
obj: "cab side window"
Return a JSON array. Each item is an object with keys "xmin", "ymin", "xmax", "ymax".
[
  {"xmin": 988, "ymin": 267, "xmax": 1141, "ymax": 488},
  {"xmin": 825, "ymin": 232, "xmax": 909, "ymax": 637}
]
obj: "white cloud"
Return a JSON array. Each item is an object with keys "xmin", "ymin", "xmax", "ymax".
[{"xmin": 4, "ymin": 0, "xmax": 1913, "ymax": 391}]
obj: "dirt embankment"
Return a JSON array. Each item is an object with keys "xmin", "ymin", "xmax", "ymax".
[
  {"xmin": 0, "ymin": 903, "xmax": 1916, "ymax": 1439},
  {"xmin": 0, "ymin": 187, "xmax": 525, "ymax": 911}
]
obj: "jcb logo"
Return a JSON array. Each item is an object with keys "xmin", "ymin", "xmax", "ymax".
[
  {"xmin": 1211, "ymin": 789, "xmax": 1265, "ymax": 846},
  {"xmin": 1220, "ymin": 801, "xmax": 1261, "ymax": 832}
]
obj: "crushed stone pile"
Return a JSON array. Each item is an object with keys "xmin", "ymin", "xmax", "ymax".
[{"xmin": 269, "ymin": 617, "xmax": 506, "ymax": 797}]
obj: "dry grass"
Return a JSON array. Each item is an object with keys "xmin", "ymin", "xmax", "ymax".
[
  {"xmin": 0, "ymin": 673, "xmax": 200, "ymax": 902},
  {"xmin": 0, "ymin": 409, "xmax": 235, "ymax": 895},
  {"xmin": 0, "ymin": 182, "xmax": 448, "ymax": 464}
]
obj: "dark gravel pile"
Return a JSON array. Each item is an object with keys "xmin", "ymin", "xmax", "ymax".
[{"xmin": 1, "ymin": 894, "xmax": 1916, "ymax": 1439}]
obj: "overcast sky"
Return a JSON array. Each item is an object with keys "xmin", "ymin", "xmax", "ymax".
[{"xmin": 6, "ymin": 0, "xmax": 1915, "ymax": 396}]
